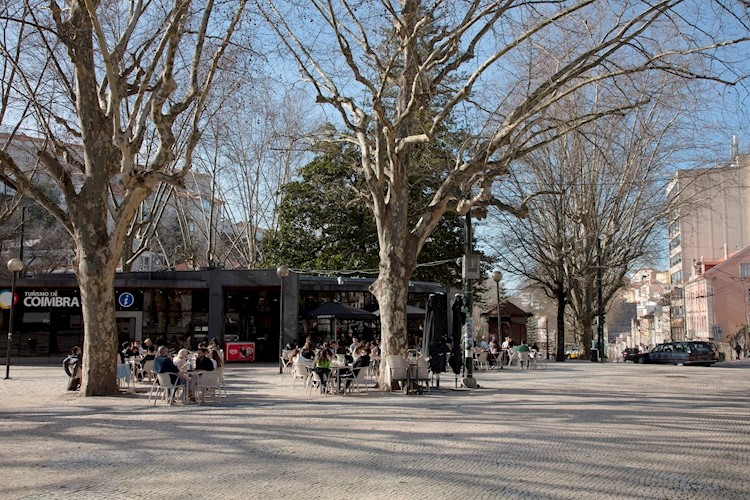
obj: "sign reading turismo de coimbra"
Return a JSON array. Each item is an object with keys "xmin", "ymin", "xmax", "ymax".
[
  {"xmin": 14, "ymin": 289, "xmax": 82, "ymax": 310},
  {"xmin": 23, "ymin": 290, "xmax": 81, "ymax": 308},
  {"xmin": 12, "ymin": 288, "xmax": 143, "ymax": 311}
]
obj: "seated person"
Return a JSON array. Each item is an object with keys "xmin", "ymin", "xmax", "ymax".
[
  {"xmin": 312, "ymin": 350, "xmax": 331, "ymax": 389},
  {"xmin": 287, "ymin": 348, "xmax": 299, "ymax": 366},
  {"xmin": 153, "ymin": 345, "xmax": 193, "ymax": 398},
  {"xmin": 194, "ymin": 348, "xmax": 215, "ymax": 371},
  {"xmin": 208, "ymin": 338, "xmax": 221, "ymax": 353},
  {"xmin": 63, "ymin": 346, "xmax": 82, "ymax": 391},
  {"xmin": 172, "ymin": 348, "xmax": 190, "ymax": 371},
  {"xmin": 296, "ymin": 342, "xmax": 315, "ymax": 365},
  {"xmin": 339, "ymin": 347, "xmax": 371, "ymax": 391},
  {"xmin": 116, "ymin": 348, "xmax": 131, "ymax": 384},
  {"xmin": 516, "ymin": 343, "xmax": 530, "ymax": 352},
  {"xmin": 210, "ymin": 349, "xmax": 223, "ymax": 369}
]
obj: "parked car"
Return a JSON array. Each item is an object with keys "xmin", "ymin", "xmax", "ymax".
[
  {"xmin": 638, "ymin": 341, "xmax": 718, "ymax": 366},
  {"xmin": 622, "ymin": 347, "xmax": 642, "ymax": 362},
  {"xmin": 565, "ymin": 348, "xmax": 580, "ymax": 360}
]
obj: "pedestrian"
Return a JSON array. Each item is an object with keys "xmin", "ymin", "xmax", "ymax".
[
  {"xmin": 735, "ymin": 341, "xmax": 742, "ymax": 361},
  {"xmin": 63, "ymin": 346, "xmax": 82, "ymax": 391}
]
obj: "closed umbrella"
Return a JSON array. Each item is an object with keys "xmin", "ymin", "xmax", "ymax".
[
  {"xmin": 422, "ymin": 293, "xmax": 448, "ymax": 387},
  {"xmin": 449, "ymin": 295, "xmax": 464, "ymax": 376}
]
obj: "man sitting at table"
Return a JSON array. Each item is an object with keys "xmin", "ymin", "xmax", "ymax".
[
  {"xmin": 153, "ymin": 345, "xmax": 193, "ymax": 399},
  {"xmin": 194, "ymin": 348, "xmax": 215, "ymax": 371},
  {"xmin": 339, "ymin": 347, "xmax": 371, "ymax": 392}
]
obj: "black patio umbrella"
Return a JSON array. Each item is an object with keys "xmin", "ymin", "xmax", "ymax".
[
  {"xmin": 422, "ymin": 293, "xmax": 448, "ymax": 378},
  {"xmin": 449, "ymin": 295, "xmax": 465, "ymax": 375},
  {"xmin": 373, "ymin": 305, "xmax": 427, "ymax": 319},
  {"xmin": 307, "ymin": 302, "xmax": 376, "ymax": 321},
  {"xmin": 307, "ymin": 302, "xmax": 376, "ymax": 342}
]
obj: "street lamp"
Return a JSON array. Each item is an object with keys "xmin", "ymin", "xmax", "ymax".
[
  {"xmin": 276, "ymin": 264, "xmax": 290, "ymax": 374},
  {"xmin": 492, "ymin": 270, "xmax": 503, "ymax": 370},
  {"xmin": 492, "ymin": 270, "xmax": 502, "ymax": 336},
  {"xmin": 5, "ymin": 258, "xmax": 24, "ymax": 380}
]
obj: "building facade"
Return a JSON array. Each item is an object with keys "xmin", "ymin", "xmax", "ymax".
[
  {"xmin": 684, "ymin": 247, "xmax": 750, "ymax": 344},
  {"xmin": 0, "ymin": 269, "xmax": 449, "ymax": 361},
  {"xmin": 667, "ymin": 152, "xmax": 750, "ymax": 339}
]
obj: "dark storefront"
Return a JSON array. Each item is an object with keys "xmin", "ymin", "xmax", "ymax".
[{"xmin": 0, "ymin": 270, "xmax": 449, "ymax": 362}]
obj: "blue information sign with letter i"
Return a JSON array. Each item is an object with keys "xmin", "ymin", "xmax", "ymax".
[{"xmin": 118, "ymin": 292, "xmax": 135, "ymax": 308}]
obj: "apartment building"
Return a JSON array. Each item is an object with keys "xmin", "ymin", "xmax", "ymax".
[
  {"xmin": 667, "ymin": 149, "xmax": 750, "ymax": 339},
  {"xmin": 684, "ymin": 248, "xmax": 750, "ymax": 342}
]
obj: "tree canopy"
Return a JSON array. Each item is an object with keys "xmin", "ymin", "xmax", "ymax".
[{"xmin": 263, "ymin": 140, "xmax": 466, "ymax": 287}]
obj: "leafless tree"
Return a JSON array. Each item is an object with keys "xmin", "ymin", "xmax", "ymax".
[
  {"xmin": 255, "ymin": 0, "xmax": 748, "ymax": 385},
  {"xmin": 200, "ymin": 82, "xmax": 316, "ymax": 268},
  {"xmin": 0, "ymin": 0, "xmax": 248, "ymax": 395}
]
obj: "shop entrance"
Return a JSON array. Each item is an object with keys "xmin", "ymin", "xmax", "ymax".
[
  {"xmin": 116, "ymin": 312, "xmax": 142, "ymax": 345},
  {"xmin": 223, "ymin": 288, "xmax": 280, "ymax": 363}
]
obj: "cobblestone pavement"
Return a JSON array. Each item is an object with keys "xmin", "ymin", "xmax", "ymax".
[{"xmin": 1, "ymin": 359, "xmax": 749, "ymax": 500}]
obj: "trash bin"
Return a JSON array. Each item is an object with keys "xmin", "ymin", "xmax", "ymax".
[{"xmin": 590, "ymin": 350, "xmax": 598, "ymax": 362}]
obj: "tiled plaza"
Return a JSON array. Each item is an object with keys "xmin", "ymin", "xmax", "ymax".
[{"xmin": 1, "ymin": 359, "xmax": 749, "ymax": 499}]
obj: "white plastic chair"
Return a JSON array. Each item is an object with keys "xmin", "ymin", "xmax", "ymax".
[
  {"xmin": 516, "ymin": 351, "xmax": 530, "ymax": 370},
  {"xmin": 291, "ymin": 363, "xmax": 309, "ymax": 389},
  {"xmin": 197, "ymin": 371, "xmax": 222, "ymax": 402},
  {"xmin": 414, "ymin": 356, "xmax": 431, "ymax": 393},
  {"xmin": 474, "ymin": 351, "xmax": 490, "ymax": 371},
  {"xmin": 385, "ymin": 355, "xmax": 409, "ymax": 393},
  {"xmin": 139, "ymin": 359, "xmax": 154, "ymax": 383},
  {"xmin": 216, "ymin": 367, "xmax": 227, "ymax": 396},
  {"xmin": 149, "ymin": 372, "xmax": 185, "ymax": 406}
]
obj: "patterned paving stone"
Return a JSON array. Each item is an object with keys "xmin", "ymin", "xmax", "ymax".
[{"xmin": 1, "ymin": 360, "xmax": 749, "ymax": 499}]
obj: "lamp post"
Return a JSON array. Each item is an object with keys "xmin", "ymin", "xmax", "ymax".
[
  {"xmin": 492, "ymin": 270, "xmax": 502, "ymax": 334},
  {"xmin": 492, "ymin": 270, "xmax": 503, "ymax": 370},
  {"xmin": 276, "ymin": 265, "xmax": 290, "ymax": 374},
  {"xmin": 5, "ymin": 258, "xmax": 24, "ymax": 380}
]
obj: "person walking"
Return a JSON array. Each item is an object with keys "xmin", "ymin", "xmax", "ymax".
[
  {"xmin": 735, "ymin": 341, "xmax": 742, "ymax": 361},
  {"xmin": 63, "ymin": 346, "xmax": 82, "ymax": 391}
]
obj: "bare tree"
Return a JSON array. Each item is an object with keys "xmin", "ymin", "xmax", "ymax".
[
  {"xmin": 0, "ymin": 0, "xmax": 248, "ymax": 395},
  {"xmin": 255, "ymin": 0, "xmax": 748, "ymax": 384},
  {"xmin": 210, "ymin": 83, "xmax": 317, "ymax": 268}
]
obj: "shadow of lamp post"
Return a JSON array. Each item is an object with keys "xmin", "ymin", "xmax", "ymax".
[{"xmin": 5, "ymin": 258, "xmax": 24, "ymax": 380}]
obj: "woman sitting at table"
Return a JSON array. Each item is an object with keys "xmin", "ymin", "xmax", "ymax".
[
  {"xmin": 173, "ymin": 349, "xmax": 190, "ymax": 371},
  {"xmin": 210, "ymin": 348, "xmax": 223, "ymax": 369},
  {"xmin": 312, "ymin": 350, "xmax": 331, "ymax": 390}
]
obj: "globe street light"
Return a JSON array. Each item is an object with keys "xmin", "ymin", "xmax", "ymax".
[
  {"xmin": 492, "ymin": 270, "xmax": 502, "ymax": 368},
  {"xmin": 5, "ymin": 258, "xmax": 24, "ymax": 380},
  {"xmin": 276, "ymin": 265, "xmax": 290, "ymax": 374}
]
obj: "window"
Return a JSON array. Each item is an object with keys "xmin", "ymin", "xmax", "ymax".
[
  {"xmin": 740, "ymin": 263, "xmax": 750, "ymax": 278},
  {"xmin": 670, "ymin": 271, "xmax": 683, "ymax": 284},
  {"xmin": 669, "ymin": 236, "xmax": 681, "ymax": 251},
  {"xmin": 670, "ymin": 253, "xmax": 682, "ymax": 267}
]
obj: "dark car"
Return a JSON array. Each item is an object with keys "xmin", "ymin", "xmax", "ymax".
[
  {"xmin": 638, "ymin": 341, "xmax": 718, "ymax": 366},
  {"xmin": 622, "ymin": 347, "xmax": 642, "ymax": 362}
]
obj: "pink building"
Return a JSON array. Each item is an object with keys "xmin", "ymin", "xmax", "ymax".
[{"xmin": 684, "ymin": 247, "xmax": 750, "ymax": 342}]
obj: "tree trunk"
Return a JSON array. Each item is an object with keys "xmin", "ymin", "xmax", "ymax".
[
  {"xmin": 77, "ymin": 251, "xmax": 119, "ymax": 396},
  {"xmin": 556, "ymin": 283, "xmax": 566, "ymax": 362},
  {"xmin": 371, "ymin": 265, "xmax": 410, "ymax": 390},
  {"xmin": 369, "ymin": 187, "xmax": 415, "ymax": 389}
]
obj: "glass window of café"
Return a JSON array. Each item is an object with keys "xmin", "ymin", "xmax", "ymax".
[{"xmin": 142, "ymin": 289, "xmax": 209, "ymax": 350}]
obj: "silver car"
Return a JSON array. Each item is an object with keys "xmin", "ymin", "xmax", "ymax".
[{"xmin": 639, "ymin": 341, "xmax": 718, "ymax": 366}]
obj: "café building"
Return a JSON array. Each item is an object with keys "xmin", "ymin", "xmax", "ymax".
[{"xmin": 0, "ymin": 269, "xmax": 449, "ymax": 362}]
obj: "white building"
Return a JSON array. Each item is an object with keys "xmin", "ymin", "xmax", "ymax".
[{"xmin": 666, "ymin": 148, "xmax": 750, "ymax": 339}]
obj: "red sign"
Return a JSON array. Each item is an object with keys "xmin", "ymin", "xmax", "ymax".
[{"xmin": 225, "ymin": 342, "xmax": 255, "ymax": 362}]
